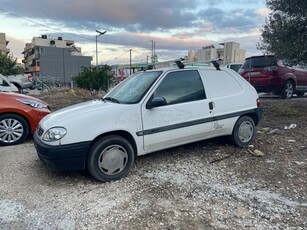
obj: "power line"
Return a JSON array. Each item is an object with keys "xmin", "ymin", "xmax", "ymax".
[{"xmin": 0, "ymin": 8, "xmax": 95, "ymax": 42}]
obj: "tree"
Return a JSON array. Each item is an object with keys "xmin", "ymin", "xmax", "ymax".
[
  {"xmin": 258, "ymin": 0, "xmax": 307, "ymax": 65},
  {"xmin": 73, "ymin": 65, "xmax": 112, "ymax": 91},
  {"xmin": 0, "ymin": 54, "xmax": 24, "ymax": 75}
]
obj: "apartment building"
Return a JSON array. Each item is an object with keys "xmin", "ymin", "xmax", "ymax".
[
  {"xmin": 187, "ymin": 41, "xmax": 246, "ymax": 66},
  {"xmin": 0, "ymin": 33, "xmax": 10, "ymax": 56},
  {"xmin": 22, "ymin": 35, "xmax": 92, "ymax": 84}
]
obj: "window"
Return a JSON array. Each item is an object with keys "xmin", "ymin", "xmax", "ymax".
[
  {"xmin": 40, "ymin": 47, "xmax": 45, "ymax": 54},
  {"xmin": 105, "ymin": 71, "xmax": 162, "ymax": 104},
  {"xmin": 154, "ymin": 70, "xmax": 206, "ymax": 105},
  {"xmin": 200, "ymin": 70, "xmax": 242, "ymax": 98},
  {"xmin": 0, "ymin": 78, "xmax": 9, "ymax": 86}
]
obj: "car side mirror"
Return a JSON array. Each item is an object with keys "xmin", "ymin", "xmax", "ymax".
[{"xmin": 146, "ymin": 96, "xmax": 167, "ymax": 109}]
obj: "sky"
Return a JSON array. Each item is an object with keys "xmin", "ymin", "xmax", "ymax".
[{"xmin": 0, "ymin": 0, "xmax": 270, "ymax": 65}]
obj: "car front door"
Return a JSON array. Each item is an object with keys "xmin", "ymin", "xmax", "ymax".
[{"xmin": 140, "ymin": 70, "xmax": 214, "ymax": 153}]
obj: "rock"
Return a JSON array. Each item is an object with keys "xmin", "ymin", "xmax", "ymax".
[
  {"xmin": 261, "ymin": 127, "xmax": 271, "ymax": 132},
  {"xmin": 292, "ymin": 161, "xmax": 305, "ymax": 166},
  {"xmin": 253, "ymin": 150, "xmax": 264, "ymax": 157},
  {"xmin": 288, "ymin": 140, "xmax": 296, "ymax": 143},
  {"xmin": 269, "ymin": 129, "xmax": 280, "ymax": 135}
]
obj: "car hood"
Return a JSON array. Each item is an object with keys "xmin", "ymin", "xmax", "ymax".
[
  {"xmin": 0, "ymin": 92, "xmax": 48, "ymax": 104},
  {"xmin": 40, "ymin": 99, "xmax": 131, "ymax": 128}
]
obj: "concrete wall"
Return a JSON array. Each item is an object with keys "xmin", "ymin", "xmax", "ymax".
[{"xmin": 39, "ymin": 47, "xmax": 92, "ymax": 84}]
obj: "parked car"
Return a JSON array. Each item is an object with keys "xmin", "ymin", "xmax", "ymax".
[
  {"xmin": 0, "ymin": 74, "xmax": 19, "ymax": 92},
  {"xmin": 6, "ymin": 73, "xmax": 35, "ymax": 92},
  {"xmin": 225, "ymin": 63, "xmax": 242, "ymax": 72},
  {"xmin": 34, "ymin": 64, "xmax": 263, "ymax": 182},
  {"xmin": 238, "ymin": 55, "xmax": 307, "ymax": 98},
  {"xmin": 0, "ymin": 92, "xmax": 50, "ymax": 146}
]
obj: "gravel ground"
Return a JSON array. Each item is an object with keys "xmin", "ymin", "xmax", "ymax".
[{"xmin": 0, "ymin": 93, "xmax": 307, "ymax": 230}]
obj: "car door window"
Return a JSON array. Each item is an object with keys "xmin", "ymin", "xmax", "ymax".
[
  {"xmin": 0, "ymin": 78, "xmax": 9, "ymax": 86},
  {"xmin": 154, "ymin": 70, "xmax": 206, "ymax": 105}
]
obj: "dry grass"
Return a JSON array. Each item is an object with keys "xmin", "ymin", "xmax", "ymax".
[{"xmin": 35, "ymin": 87, "xmax": 102, "ymax": 112}]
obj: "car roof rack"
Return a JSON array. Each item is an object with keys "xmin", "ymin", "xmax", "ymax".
[{"xmin": 147, "ymin": 58, "xmax": 221, "ymax": 70}]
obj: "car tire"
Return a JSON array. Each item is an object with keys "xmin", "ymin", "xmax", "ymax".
[
  {"xmin": 280, "ymin": 80, "xmax": 294, "ymax": 99},
  {"xmin": 231, "ymin": 116, "xmax": 255, "ymax": 147},
  {"xmin": 87, "ymin": 135, "xmax": 135, "ymax": 182},
  {"xmin": 0, "ymin": 113, "xmax": 29, "ymax": 146}
]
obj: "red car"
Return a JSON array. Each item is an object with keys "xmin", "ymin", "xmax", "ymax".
[
  {"xmin": 0, "ymin": 92, "xmax": 50, "ymax": 146},
  {"xmin": 239, "ymin": 55, "xmax": 307, "ymax": 99}
]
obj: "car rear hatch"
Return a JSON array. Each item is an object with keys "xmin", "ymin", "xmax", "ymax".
[{"xmin": 238, "ymin": 56, "xmax": 278, "ymax": 85}]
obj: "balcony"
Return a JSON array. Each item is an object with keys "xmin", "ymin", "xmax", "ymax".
[
  {"xmin": 29, "ymin": 66, "xmax": 41, "ymax": 72},
  {"xmin": 27, "ymin": 53, "xmax": 40, "ymax": 61}
]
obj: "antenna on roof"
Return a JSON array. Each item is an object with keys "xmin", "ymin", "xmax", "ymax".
[
  {"xmin": 210, "ymin": 60, "xmax": 220, "ymax": 70},
  {"xmin": 175, "ymin": 60, "xmax": 185, "ymax": 69}
]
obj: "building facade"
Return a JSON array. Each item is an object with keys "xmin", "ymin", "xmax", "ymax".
[
  {"xmin": 0, "ymin": 33, "xmax": 10, "ymax": 56},
  {"xmin": 187, "ymin": 42, "xmax": 246, "ymax": 66},
  {"xmin": 22, "ymin": 35, "xmax": 92, "ymax": 84}
]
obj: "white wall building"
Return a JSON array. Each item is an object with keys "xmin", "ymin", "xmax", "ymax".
[{"xmin": 187, "ymin": 42, "xmax": 246, "ymax": 66}]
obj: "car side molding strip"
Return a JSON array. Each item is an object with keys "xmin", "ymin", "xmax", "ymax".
[{"xmin": 136, "ymin": 108, "xmax": 262, "ymax": 136}]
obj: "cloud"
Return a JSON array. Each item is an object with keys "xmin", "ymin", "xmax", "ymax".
[
  {"xmin": 196, "ymin": 7, "xmax": 264, "ymax": 33},
  {"xmin": 2, "ymin": 0, "xmax": 199, "ymax": 32},
  {"xmin": 1, "ymin": 0, "xmax": 268, "ymax": 64}
]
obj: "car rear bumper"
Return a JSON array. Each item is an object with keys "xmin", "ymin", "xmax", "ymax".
[
  {"xmin": 33, "ymin": 133, "xmax": 91, "ymax": 171},
  {"xmin": 252, "ymin": 84, "xmax": 284, "ymax": 93}
]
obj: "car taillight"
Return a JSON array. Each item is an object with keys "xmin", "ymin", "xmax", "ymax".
[
  {"xmin": 28, "ymin": 75, "xmax": 33, "ymax": 82},
  {"xmin": 257, "ymin": 98, "xmax": 261, "ymax": 108}
]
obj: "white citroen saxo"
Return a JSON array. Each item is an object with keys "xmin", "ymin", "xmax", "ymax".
[{"xmin": 34, "ymin": 61, "xmax": 263, "ymax": 182}]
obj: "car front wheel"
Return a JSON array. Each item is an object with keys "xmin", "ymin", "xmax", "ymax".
[
  {"xmin": 231, "ymin": 116, "xmax": 255, "ymax": 147},
  {"xmin": 87, "ymin": 135, "xmax": 135, "ymax": 182},
  {"xmin": 0, "ymin": 113, "xmax": 29, "ymax": 146}
]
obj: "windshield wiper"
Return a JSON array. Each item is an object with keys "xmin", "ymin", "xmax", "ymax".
[{"xmin": 103, "ymin": 97, "xmax": 120, "ymax": 103}]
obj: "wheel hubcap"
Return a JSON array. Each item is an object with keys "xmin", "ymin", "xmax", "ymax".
[
  {"xmin": 0, "ymin": 118, "xmax": 24, "ymax": 143},
  {"xmin": 285, "ymin": 83, "xmax": 293, "ymax": 98},
  {"xmin": 98, "ymin": 145, "xmax": 128, "ymax": 175},
  {"xmin": 238, "ymin": 121, "xmax": 253, "ymax": 143}
]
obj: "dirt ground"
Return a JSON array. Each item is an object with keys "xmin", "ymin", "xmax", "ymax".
[{"xmin": 0, "ymin": 89, "xmax": 306, "ymax": 229}]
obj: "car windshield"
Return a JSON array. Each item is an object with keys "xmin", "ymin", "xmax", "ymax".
[
  {"xmin": 104, "ymin": 71, "xmax": 162, "ymax": 104},
  {"xmin": 241, "ymin": 56, "xmax": 277, "ymax": 70}
]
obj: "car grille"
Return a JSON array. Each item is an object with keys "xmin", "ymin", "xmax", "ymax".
[{"xmin": 37, "ymin": 126, "xmax": 44, "ymax": 137}]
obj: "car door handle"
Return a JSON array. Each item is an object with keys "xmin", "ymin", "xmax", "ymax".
[{"xmin": 209, "ymin": 102, "xmax": 214, "ymax": 110}]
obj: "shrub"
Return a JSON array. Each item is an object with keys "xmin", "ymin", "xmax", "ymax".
[{"xmin": 73, "ymin": 65, "xmax": 112, "ymax": 91}]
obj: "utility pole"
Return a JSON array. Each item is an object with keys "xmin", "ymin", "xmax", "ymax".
[
  {"xmin": 95, "ymin": 30, "xmax": 107, "ymax": 66},
  {"xmin": 130, "ymin": 49, "xmax": 132, "ymax": 76},
  {"xmin": 151, "ymin": 40, "xmax": 154, "ymax": 63}
]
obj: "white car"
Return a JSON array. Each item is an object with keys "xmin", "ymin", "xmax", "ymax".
[
  {"xmin": 34, "ymin": 63, "xmax": 263, "ymax": 182},
  {"xmin": 0, "ymin": 74, "xmax": 19, "ymax": 92},
  {"xmin": 225, "ymin": 63, "xmax": 243, "ymax": 72}
]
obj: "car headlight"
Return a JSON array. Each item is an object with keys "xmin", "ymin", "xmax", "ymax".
[
  {"xmin": 43, "ymin": 127, "xmax": 67, "ymax": 142},
  {"xmin": 16, "ymin": 99, "xmax": 47, "ymax": 109}
]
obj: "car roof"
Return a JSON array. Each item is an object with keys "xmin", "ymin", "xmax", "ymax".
[{"xmin": 245, "ymin": 55, "xmax": 275, "ymax": 60}]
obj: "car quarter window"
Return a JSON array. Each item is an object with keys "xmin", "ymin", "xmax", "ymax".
[
  {"xmin": 199, "ymin": 70, "xmax": 242, "ymax": 98},
  {"xmin": 153, "ymin": 70, "xmax": 206, "ymax": 105}
]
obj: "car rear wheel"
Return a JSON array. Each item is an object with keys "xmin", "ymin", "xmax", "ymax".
[
  {"xmin": 231, "ymin": 116, "xmax": 255, "ymax": 147},
  {"xmin": 0, "ymin": 114, "xmax": 29, "ymax": 146},
  {"xmin": 280, "ymin": 81, "xmax": 294, "ymax": 99},
  {"xmin": 87, "ymin": 135, "xmax": 135, "ymax": 182}
]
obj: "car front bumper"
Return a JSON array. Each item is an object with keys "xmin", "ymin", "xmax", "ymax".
[{"xmin": 33, "ymin": 133, "xmax": 91, "ymax": 171}]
